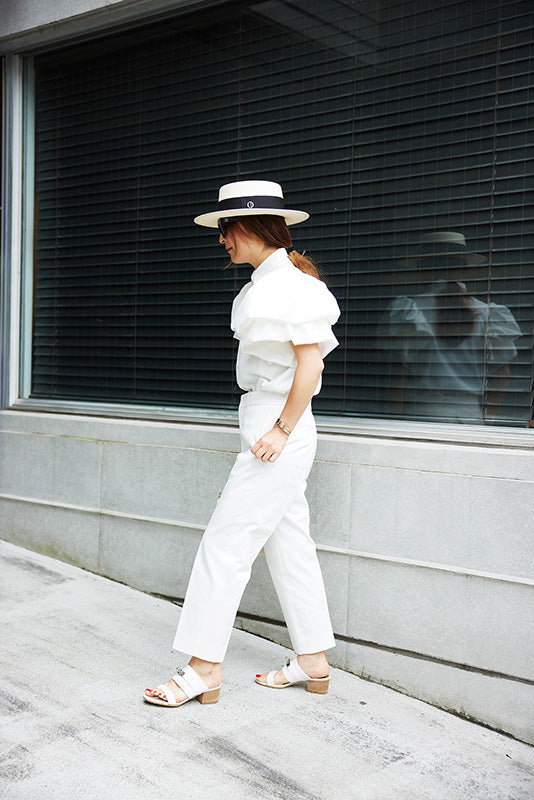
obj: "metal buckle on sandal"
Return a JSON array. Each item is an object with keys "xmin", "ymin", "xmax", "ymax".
[
  {"xmin": 176, "ymin": 668, "xmax": 185, "ymax": 677},
  {"xmin": 285, "ymin": 657, "xmax": 291, "ymax": 667}
]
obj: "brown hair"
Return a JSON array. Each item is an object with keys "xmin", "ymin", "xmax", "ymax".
[{"xmin": 230, "ymin": 215, "xmax": 324, "ymax": 281}]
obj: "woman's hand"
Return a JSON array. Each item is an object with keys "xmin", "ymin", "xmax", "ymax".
[
  {"xmin": 250, "ymin": 343, "xmax": 323, "ymax": 463},
  {"xmin": 251, "ymin": 425, "xmax": 289, "ymax": 462}
]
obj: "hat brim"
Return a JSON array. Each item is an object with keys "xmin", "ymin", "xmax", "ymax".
[
  {"xmin": 402, "ymin": 251, "xmax": 487, "ymax": 266},
  {"xmin": 194, "ymin": 208, "xmax": 309, "ymax": 228}
]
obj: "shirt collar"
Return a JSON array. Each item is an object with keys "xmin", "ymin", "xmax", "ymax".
[{"xmin": 251, "ymin": 248, "xmax": 290, "ymax": 283}]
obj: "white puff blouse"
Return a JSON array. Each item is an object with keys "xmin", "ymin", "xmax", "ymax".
[{"xmin": 231, "ymin": 248, "xmax": 340, "ymax": 395}]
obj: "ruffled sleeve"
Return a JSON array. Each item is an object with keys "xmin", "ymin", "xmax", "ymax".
[
  {"xmin": 231, "ymin": 267, "xmax": 340, "ymax": 367},
  {"xmin": 483, "ymin": 301, "xmax": 522, "ymax": 367},
  {"xmin": 379, "ymin": 296, "xmax": 436, "ymax": 362}
]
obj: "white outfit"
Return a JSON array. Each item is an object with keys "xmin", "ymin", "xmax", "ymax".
[
  {"xmin": 173, "ymin": 249, "xmax": 340, "ymax": 662},
  {"xmin": 381, "ymin": 282, "xmax": 521, "ymax": 422},
  {"xmin": 231, "ymin": 248, "xmax": 340, "ymax": 395}
]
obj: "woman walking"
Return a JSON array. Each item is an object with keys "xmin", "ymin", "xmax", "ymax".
[{"xmin": 144, "ymin": 180, "xmax": 340, "ymax": 707}]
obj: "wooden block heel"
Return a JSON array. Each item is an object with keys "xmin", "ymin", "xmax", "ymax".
[
  {"xmin": 197, "ymin": 687, "xmax": 221, "ymax": 704},
  {"xmin": 307, "ymin": 679, "xmax": 329, "ymax": 694}
]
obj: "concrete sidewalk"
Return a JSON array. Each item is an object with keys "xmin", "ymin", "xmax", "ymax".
[{"xmin": 0, "ymin": 539, "xmax": 532, "ymax": 800}]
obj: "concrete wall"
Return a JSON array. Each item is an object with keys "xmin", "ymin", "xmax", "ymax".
[{"xmin": 0, "ymin": 409, "xmax": 532, "ymax": 744}]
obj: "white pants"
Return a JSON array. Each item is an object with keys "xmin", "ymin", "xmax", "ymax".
[{"xmin": 172, "ymin": 390, "xmax": 336, "ymax": 662}]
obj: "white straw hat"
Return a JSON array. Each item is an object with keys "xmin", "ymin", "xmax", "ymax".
[
  {"xmin": 194, "ymin": 180, "xmax": 309, "ymax": 228},
  {"xmin": 403, "ymin": 232, "xmax": 487, "ymax": 265}
]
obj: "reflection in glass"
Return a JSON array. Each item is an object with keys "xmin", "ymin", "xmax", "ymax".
[{"xmin": 380, "ymin": 233, "xmax": 522, "ymax": 424}]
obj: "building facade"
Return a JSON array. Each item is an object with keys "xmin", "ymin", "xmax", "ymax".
[{"xmin": 1, "ymin": 0, "xmax": 533, "ymax": 742}]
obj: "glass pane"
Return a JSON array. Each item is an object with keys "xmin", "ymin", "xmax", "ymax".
[{"xmin": 31, "ymin": 0, "xmax": 534, "ymax": 426}]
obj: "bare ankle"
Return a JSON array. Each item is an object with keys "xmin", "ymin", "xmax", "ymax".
[
  {"xmin": 297, "ymin": 652, "xmax": 329, "ymax": 675},
  {"xmin": 189, "ymin": 657, "xmax": 221, "ymax": 676},
  {"xmin": 298, "ymin": 651, "xmax": 328, "ymax": 662}
]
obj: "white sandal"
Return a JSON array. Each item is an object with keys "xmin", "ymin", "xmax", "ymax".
[
  {"xmin": 144, "ymin": 665, "xmax": 221, "ymax": 707},
  {"xmin": 256, "ymin": 657, "xmax": 329, "ymax": 694}
]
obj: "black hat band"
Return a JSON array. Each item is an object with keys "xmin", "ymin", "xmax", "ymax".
[{"xmin": 218, "ymin": 195, "xmax": 286, "ymax": 212}]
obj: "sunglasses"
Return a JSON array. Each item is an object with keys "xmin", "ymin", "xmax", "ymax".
[{"xmin": 217, "ymin": 217, "xmax": 239, "ymax": 237}]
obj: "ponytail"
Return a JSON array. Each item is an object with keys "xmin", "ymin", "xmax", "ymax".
[{"xmin": 287, "ymin": 249, "xmax": 325, "ymax": 281}]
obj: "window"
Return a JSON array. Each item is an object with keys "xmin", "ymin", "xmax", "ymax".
[{"xmin": 29, "ymin": 0, "xmax": 533, "ymax": 425}]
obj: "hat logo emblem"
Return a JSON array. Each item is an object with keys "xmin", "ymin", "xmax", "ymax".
[{"xmin": 247, "ymin": 201, "xmax": 255, "ymax": 208}]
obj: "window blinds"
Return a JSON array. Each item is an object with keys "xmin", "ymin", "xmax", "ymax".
[{"xmin": 32, "ymin": 0, "xmax": 533, "ymax": 425}]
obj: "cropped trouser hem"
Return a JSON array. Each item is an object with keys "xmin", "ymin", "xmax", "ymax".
[
  {"xmin": 172, "ymin": 634, "xmax": 337, "ymax": 665},
  {"xmin": 172, "ymin": 390, "xmax": 335, "ymax": 663}
]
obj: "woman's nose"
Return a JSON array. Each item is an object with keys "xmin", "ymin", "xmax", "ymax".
[{"xmin": 219, "ymin": 233, "xmax": 225, "ymax": 244}]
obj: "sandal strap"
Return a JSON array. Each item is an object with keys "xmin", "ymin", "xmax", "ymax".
[
  {"xmin": 282, "ymin": 657, "xmax": 310, "ymax": 684},
  {"xmin": 266, "ymin": 670, "xmax": 279, "ymax": 687},
  {"xmin": 154, "ymin": 683, "xmax": 177, "ymax": 704},
  {"xmin": 173, "ymin": 665, "xmax": 210, "ymax": 699}
]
